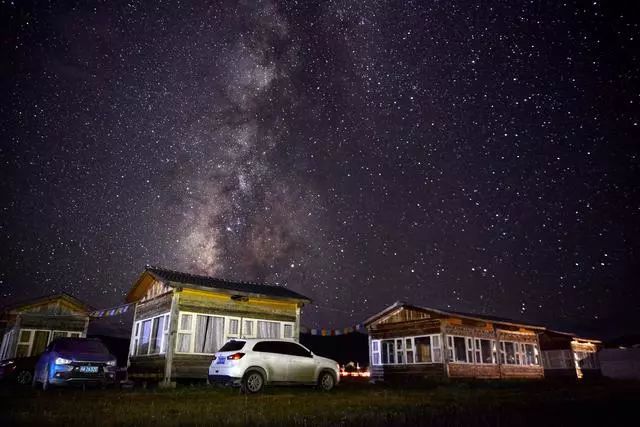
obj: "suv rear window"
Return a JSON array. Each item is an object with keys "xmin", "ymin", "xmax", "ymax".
[{"xmin": 219, "ymin": 340, "xmax": 246, "ymax": 352}]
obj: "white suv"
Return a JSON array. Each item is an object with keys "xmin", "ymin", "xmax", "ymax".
[{"xmin": 208, "ymin": 339, "xmax": 340, "ymax": 393}]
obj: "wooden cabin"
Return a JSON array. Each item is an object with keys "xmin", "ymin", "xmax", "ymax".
[
  {"xmin": 0, "ymin": 293, "xmax": 90, "ymax": 361},
  {"xmin": 126, "ymin": 266, "xmax": 311, "ymax": 385},
  {"xmin": 539, "ymin": 330, "xmax": 601, "ymax": 379},
  {"xmin": 364, "ymin": 301, "xmax": 545, "ymax": 382}
]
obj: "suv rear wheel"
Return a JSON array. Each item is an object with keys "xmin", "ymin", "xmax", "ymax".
[
  {"xmin": 318, "ymin": 371, "xmax": 335, "ymax": 391},
  {"xmin": 242, "ymin": 371, "xmax": 264, "ymax": 394}
]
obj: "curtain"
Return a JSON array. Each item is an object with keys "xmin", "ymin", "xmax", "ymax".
[
  {"xmin": 257, "ymin": 321, "xmax": 280, "ymax": 338},
  {"xmin": 138, "ymin": 320, "xmax": 152, "ymax": 355},
  {"xmin": 195, "ymin": 315, "xmax": 224, "ymax": 353}
]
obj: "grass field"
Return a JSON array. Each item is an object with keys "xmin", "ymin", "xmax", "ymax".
[{"xmin": 1, "ymin": 379, "xmax": 638, "ymax": 426}]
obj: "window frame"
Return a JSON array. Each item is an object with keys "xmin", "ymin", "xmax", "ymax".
[
  {"xmin": 130, "ymin": 312, "xmax": 170, "ymax": 357},
  {"xmin": 371, "ymin": 334, "xmax": 443, "ymax": 366}
]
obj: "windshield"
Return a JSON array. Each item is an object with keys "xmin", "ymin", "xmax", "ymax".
[
  {"xmin": 54, "ymin": 339, "xmax": 109, "ymax": 354},
  {"xmin": 219, "ymin": 340, "xmax": 246, "ymax": 352}
]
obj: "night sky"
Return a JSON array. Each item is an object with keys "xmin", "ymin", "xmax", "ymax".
[{"xmin": 1, "ymin": 1, "xmax": 638, "ymax": 338}]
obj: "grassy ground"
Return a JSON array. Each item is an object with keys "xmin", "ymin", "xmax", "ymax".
[{"xmin": 0, "ymin": 379, "xmax": 638, "ymax": 426}]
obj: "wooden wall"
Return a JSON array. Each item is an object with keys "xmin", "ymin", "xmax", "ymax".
[
  {"xmin": 135, "ymin": 292, "xmax": 173, "ymax": 320},
  {"xmin": 178, "ymin": 289, "xmax": 298, "ymax": 322},
  {"xmin": 171, "ymin": 354, "xmax": 213, "ymax": 379},
  {"xmin": 371, "ymin": 364, "xmax": 446, "ymax": 383},
  {"xmin": 18, "ymin": 314, "xmax": 87, "ymax": 331},
  {"xmin": 128, "ymin": 355, "xmax": 166, "ymax": 380},
  {"xmin": 369, "ymin": 318, "xmax": 441, "ymax": 340},
  {"xmin": 448, "ymin": 364, "xmax": 500, "ymax": 379}
]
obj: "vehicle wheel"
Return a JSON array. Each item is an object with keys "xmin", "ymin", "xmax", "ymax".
[
  {"xmin": 318, "ymin": 371, "xmax": 335, "ymax": 391},
  {"xmin": 241, "ymin": 371, "xmax": 264, "ymax": 394},
  {"xmin": 16, "ymin": 369, "xmax": 33, "ymax": 386}
]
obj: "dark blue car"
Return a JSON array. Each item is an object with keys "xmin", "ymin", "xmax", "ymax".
[{"xmin": 32, "ymin": 338, "xmax": 117, "ymax": 390}]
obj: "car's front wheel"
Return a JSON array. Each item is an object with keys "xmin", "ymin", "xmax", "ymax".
[
  {"xmin": 318, "ymin": 371, "xmax": 335, "ymax": 391},
  {"xmin": 241, "ymin": 371, "xmax": 264, "ymax": 394}
]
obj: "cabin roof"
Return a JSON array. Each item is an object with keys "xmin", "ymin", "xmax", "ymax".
[
  {"xmin": 0, "ymin": 292, "xmax": 92, "ymax": 314},
  {"xmin": 363, "ymin": 301, "xmax": 546, "ymax": 330},
  {"xmin": 542, "ymin": 329, "xmax": 602, "ymax": 344},
  {"xmin": 127, "ymin": 266, "xmax": 311, "ymax": 304}
]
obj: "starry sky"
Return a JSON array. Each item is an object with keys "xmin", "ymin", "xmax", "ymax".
[{"xmin": 1, "ymin": 0, "xmax": 638, "ymax": 338}]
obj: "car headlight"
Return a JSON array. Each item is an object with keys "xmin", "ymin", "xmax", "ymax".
[
  {"xmin": 0, "ymin": 360, "xmax": 15, "ymax": 367},
  {"xmin": 55, "ymin": 357, "xmax": 72, "ymax": 365},
  {"xmin": 106, "ymin": 360, "xmax": 117, "ymax": 367}
]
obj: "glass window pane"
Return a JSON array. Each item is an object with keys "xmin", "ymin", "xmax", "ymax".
[
  {"xmin": 177, "ymin": 333, "xmax": 191, "ymax": 352},
  {"xmin": 149, "ymin": 316, "xmax": 164, "ymax": 354},
  {"xmin": 180, "ymin": 314, "xmax": 192, "ymax": 331},
  {"xmin": 257, "ymin": 321, "xmax": 281, "ymax": 338},
  {"xmin": 453, "ymin": 337, "xmax": 467, "ymax": 362},
  {"xmin": 19, "ymin": 330, "xmax": 32, "ymax": 344},
  {"xmin": 504, "ymin": 342, "xmax": 516, "ymax": 364},
  {"xmin": 481, "ymin": 340, "xmax": 493, "ymax": 363},
  {"xmin": 195, "ymin": 315, "xmax": 224, "ymax": 353},
  {"xmin": 229, "ymin": 319, "xmax": 239, "ymax": 335},
  {"xmin": 243, "ymin": 320, "xmax": 253, "ymax": 337},
  {"xmin": 138, "ymin": 320, "xmax": 152, "ymax": 355},
  {"xmin": 283, "ymin": 324, "xmax": 293, "ymax": 338}
]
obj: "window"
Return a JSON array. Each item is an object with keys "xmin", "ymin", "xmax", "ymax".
[
  {"xmin": 243, "ymin": 320, "xmax": 254, "ymax": 338},
  {"xmin": 499, "ymin": 341, "xmax": 539, "ymax": 366},
  {"xmin": 253, "ymin": 341, "xmax": 283, "ymax": 354},
  {"xmin": 575, "ymin": 351, "xmax": 598, "ymax": 369},
  {"xmin": 194, "ymin": 315, "xmax": 224, "ymax": 353},
  {"xmin": 405, "ymin": 338, "xmax": 414, "ymax": 363},
  {"xmin": 177, "ymin": 313, "xmax": 193, "ymax": 353},
  {"xmin": 381, "ymin": 340, "xmax": 395, "ymax": 364},
  {"xmin": 371, "ymin": 335, "xmax": 442, "ymax": 365},
  {"xmin": 16, "ymin": 330, "xmax": 33, "ymax": 358},
  {"xmin": 371, "ymin": 340, "xmax": 380, "ymax": 365},
  {"xmin": 395, "ymin": 339, "xmax": 404, "ymax": 364},
  {"xmin": 283, "ymin": 324, "xmax": 294, "ymax": 339},
  {"xmin": 503, "ymin": 342, "xmax": 516, "ymax": 364},
  {"xmin": 219, "ymin": 340, "xmax": 246, "ymax": 352},
  {"xmin": 131, "ymin": 313, "xmax": 170, "ymax": 356},
  {"xmin": 281, "ymin": 342, "xmax": 311, "ymax": 357},
  {"xmin": 543, "ymin": 350, "xmax": 573, "ymax": 369},
  {"xmin": 257, "ymin": 321, "xmax": 281, "ymax": 339},
  {"xmin": 448, "ymin": 336, "xmax": 469, "ymax": 363},
  {"xmin": 477, "ymin": 339, "xmax": 495, "ymax": 364},
  {"xmin": 227, "ymin": 318, "xmax": 240, "ymax": 339},
  {"xmin": 174, "ymin": 312, "xmax": 225, "ymax": 354}
]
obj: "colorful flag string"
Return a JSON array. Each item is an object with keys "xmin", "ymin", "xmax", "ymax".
[
  {"xmin": 299, "ymin": 324, "xmax": 366, "ymax": 336},
  {"xmin": 89, "ymin": 303, "xmax": 133, "ymax": 318}
]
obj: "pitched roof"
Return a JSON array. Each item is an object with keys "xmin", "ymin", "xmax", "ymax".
[
  {"xmin": 1, "ymin": 292, "xmax": 92, "ymax": 314},
  {"xmin": 363, "ymin": 301, "xmax": 545, "ymax": 330},
  {"xmin": 140, "ymin": 266, "xmax": 311, "ymax": 303}
]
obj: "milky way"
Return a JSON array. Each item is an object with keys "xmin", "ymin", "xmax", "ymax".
[{"xmin": 1, "ymin": 1, "xmax": 638, "ymax": 336}]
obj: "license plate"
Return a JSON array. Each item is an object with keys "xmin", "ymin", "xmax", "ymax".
[
  {"xmin": 216, "ymin": 357, "xmax": 225, "ymax": 365},
  {"xmin": 79, "ymin": 366, "xmax": 99, "ymax": 373}
]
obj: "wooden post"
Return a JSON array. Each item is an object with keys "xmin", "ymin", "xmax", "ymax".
[
  {"xmin": 161, "ymin": 290, "xmax": 180, "ymax": 388},
  {"xmin": 126, "ymin": 303, "xmax": 138, "ymax": 373},
  {"xmin": 294, "ymin": 305, "xmax": 301, "ymax": 342},
  {"xmin": 8, "ymin": 315, "xmax": 21, "ymax": 358}
]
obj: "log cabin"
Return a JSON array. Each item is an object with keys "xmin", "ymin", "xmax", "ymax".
[
  {"xmin": 0, "ymin": 293, "xmax": 90, "ymax": 361},
  {"xmin": 539, "ymin": 330, "xmax": 601, "ymax": 379},
  {"xmin": 126, "ymin": 266, "xmax": 311, "ymax": 385},
  {"xmin": 363, "ymin": 301, "xmax": 545, "ymax": 382}
]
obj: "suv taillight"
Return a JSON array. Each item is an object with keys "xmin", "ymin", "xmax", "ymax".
[{"xmin": 227, "ymin": 352, "xmax": 245, "ymax": 360}]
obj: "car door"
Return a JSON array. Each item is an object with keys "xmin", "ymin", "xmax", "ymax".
[
  {"xmin": 253, "ymin": 341, "xmax": 287, "ymax": 382},
  {"xmin": 282, "ymin": 342, "xmax": 316, "ymax": 383}
]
